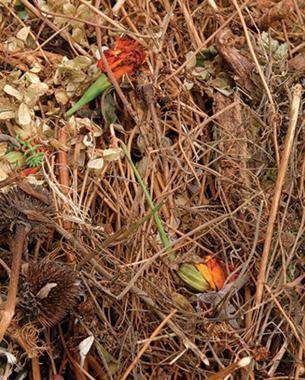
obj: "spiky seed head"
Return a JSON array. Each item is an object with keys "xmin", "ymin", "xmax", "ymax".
[
  {"xmin": 21, "ymin": 260, "xmax": 80, "ymax": 327},
  {"xmin": 0, "ymin": 185, "xmax": 55, "ymax": 239}
]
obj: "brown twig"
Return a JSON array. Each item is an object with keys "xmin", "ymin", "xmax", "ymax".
[
  {"xmin": 57, "ymin": 126, "xmax": 73, "ymax": 234},
  {"xmin": 255, "ymin": 84, "xmax": 302, "ymax": 307},
  {"xmin": 121, "ymin": 309, "xmax": 177, "ymax": 380},
  {"xmin": 31, "ymin": 357, "xmax": 42, "ymax": 380},
  {"xmin": 0, "ymin": 224, "xmax": 27, "ymax": 342},
  {"xmin": 205, "ymin": 357, "xmax": 252, "ymax": 380}
]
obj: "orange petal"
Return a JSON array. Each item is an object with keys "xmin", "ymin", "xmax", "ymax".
[
  {"xmin": 111, "ymin": 65, "xmax": 135, "ymax": 81},
  {"xmin": 204, "ymin": 256, "xmax": 226, "ymax": 290},
  {"xmin": 195, "ymin": 263, "xmax": 216, "ymax": 290},
  {"xmin": 115, "ymin": 36, "xmax": 138, "ymax": 52}
]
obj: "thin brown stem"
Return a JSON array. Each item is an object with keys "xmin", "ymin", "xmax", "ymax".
[
  {"xmin": 255, "ymin": 84, "xmax": 302, "ymax": 307},
  {"xmin": 31, "ymin": 357, "xmax": 42, "ymax": 380},
  {"xmin": 0, "ymin": 224, "xmax": 27, "ymax": 342}
]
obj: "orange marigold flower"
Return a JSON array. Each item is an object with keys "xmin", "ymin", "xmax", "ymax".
[{"xmin": 97, "ymin": 37, "xmax": 145, "ymax": 82}]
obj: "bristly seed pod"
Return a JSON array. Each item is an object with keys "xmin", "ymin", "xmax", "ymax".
[
  {"xmin": 20, "ymin": 260, "xmax": 80, "ymax": 327},
  {"xmin": 0, "ymin": 185, "xmax": 55, "ymax": 240}
]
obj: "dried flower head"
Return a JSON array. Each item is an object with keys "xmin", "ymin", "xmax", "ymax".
[
  {"xmin": 20, "ymin": 260, "xmax": 80, "ymax": 327},
  {"xmin": 0, "ymin": 185, "xmax": 55, "ymax": 239}
]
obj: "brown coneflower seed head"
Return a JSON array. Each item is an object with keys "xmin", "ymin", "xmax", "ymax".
[
  {"xmin": 21, "ymin": 260, "xmax": 80, "ymax": 327},
  {"xmin": 0, "ymin": 185, "xmax": 55, "ymax": 239}
]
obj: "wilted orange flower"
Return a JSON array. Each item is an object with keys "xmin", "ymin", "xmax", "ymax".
[
  {"xmin": 97, "ymin": 37, "xmax": 145, "ymax": 82},
  {"xmin": 195, "ymin": 256, "xmax": 226, "ymax": 291}
]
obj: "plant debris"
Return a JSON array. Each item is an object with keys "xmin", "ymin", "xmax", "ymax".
[{"xmin": 0, "ymin": 1, "xmax": 304, "ymax": 379}]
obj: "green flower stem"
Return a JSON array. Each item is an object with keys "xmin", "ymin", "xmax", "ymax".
[
  {"xmin": 66, "ymin": 73, "xmax": 111, "ymax": 117},
  {"xmin": 121, "ymin": 144, "xmax": 175, "ymax": 261}
]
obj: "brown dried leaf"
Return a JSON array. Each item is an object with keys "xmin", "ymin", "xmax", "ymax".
[{"xmin": 216, "ymin": 29, "xmax": 255, "ymax": 94}]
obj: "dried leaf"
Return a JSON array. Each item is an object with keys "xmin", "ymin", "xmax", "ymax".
[
  {"xmin": 185, "ymin": 51, "xmax": 197, "ymax": 69},
  {"xmin": 16, "ymin": 26, "xmax": 31, "ymax": 42},
  {"xmin": 72, "ymin": 27, "xmax": 88, "ymax": 47},
  {"xmin": 4, "ymin": 36, "xmax": 23, "ymax": 53},
  {"xmin": 0, "ymin": 143, "xmax": 7, "ymax": 158},
  {"xmin": 23, "ymin": 83, "xmax": 49, "ymax": 107},
  {"xmin": 183, "ymin": 79, "xmax": 194, "ymax": 91},
  {"xmin": 103, "ymin": 148, "xmax": 123, "ymax": 162},
  {"xmin": 3, "ymin": 84, "xmax": 23, "ymax": 101},
  {"xmin": 0, "ymin": 110, "xmax": 15, "ymax": 120},
  {"xmin": 77, "ymin": 4, "xmax": 95, "ymax": 22},
  {"xmin": 0, "ymin": 159, "xmax": 11, "ymax": 180},
  {"xmin": 87, "ymin": 157, "xmax": 104, "ymax": 170},
  {"xmin": 172, "ymin": 292, "xmax": 194, "ymax": 312},
  {"xmin": 191, "ymin": 67, "xmax": 210, "ymax": 81},
  {"xmin": 17, "ymin": 102, "xmax": 31, "ymax": 126},
  {"xmin": 54, "ymin": 56, "xmax": 93, "ymax": 96},
  {"xmin": 0, "ymin": 348, "xmax": 17, "ymax": 365},
  {"xmin": 55, "ymin": 89, "xmax": 69, "ymax": 105},
  {"xmin": 79, "ymin": 335, "xmax": 94, "ymax": 370},
  {"xmin": 25, "ymin": 72, "xmax": 40, "ymax": 84},
  {"xmin": 210, "ymin": 76, "xmax": 234, "ymax": 96}
]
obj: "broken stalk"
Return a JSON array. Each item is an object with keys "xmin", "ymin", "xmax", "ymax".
[{"xmin": 0, "ymin": 223, "xmax": 28, "ymax": 342}]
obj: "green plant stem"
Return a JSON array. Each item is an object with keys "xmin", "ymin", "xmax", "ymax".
[
  {"xmin": 66, "ymin": 73, "xmax": 111, "ymax": 117},
  {"xmin": 121, "ymin": 144, "xmax": 175, "ymax": 261}
]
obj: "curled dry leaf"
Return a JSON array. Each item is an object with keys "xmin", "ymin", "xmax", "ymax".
[
  {"xmin": 216, "ymin": 28, "xmax": 255, "ymax": 93},
  {"xmin": 79, "ymin": 335, "xmax": 94, "ymax": 370},
  {"xmin": 35, "ymin": 282, "xmax": 58, "ymax": 299},
  {"xmin": 255, "ymin": 0, "xmax": 294, "ymax": 30},
  {"xmin": 288, "ymin": 54, "xmax": 305, "ymax": 72},
  {"xmin": 0, "ymin": 348, "xmax": 17, "ymax": 365},
  {"xmin": 195, "ymin": 275, "xmax": 249, "ymax": 329}
]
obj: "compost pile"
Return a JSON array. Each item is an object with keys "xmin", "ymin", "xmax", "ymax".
[{"xmin": 0, "ymin": 0, "xmax": 304, "ymax": 379}]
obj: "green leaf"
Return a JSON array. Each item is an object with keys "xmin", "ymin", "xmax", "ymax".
[{"xmin": 66, "ymin": 73, "xmax": 111, "ymax": 117}]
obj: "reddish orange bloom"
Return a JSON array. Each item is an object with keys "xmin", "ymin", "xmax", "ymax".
[
  {"xmin": 97, "ymin": 37, "xmax": 145, "ymax": 82},
  {"xmin": 195, "ymin": 256, "xmax": 226, "ymax": 291}
]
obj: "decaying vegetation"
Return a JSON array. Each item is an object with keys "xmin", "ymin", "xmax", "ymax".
[{"xmin": 0, "ymin": 0, "xmax": 304, "ymax": 379}]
